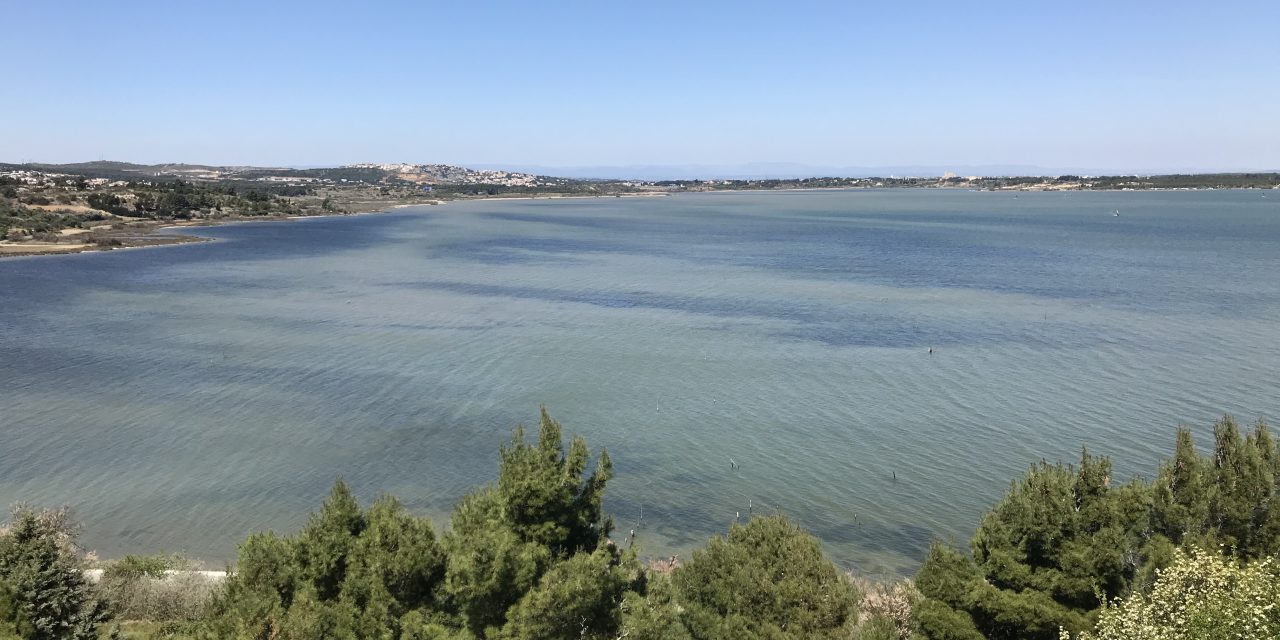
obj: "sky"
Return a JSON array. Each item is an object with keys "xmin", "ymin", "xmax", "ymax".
[{"xmin": 2, "ymin": 0, "xmax": 1278, "ymax": 175}]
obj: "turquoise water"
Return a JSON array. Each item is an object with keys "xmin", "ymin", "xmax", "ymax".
[{"xmin": 2, "ymin": 189, "xmax": 1278, "ymax": 575}]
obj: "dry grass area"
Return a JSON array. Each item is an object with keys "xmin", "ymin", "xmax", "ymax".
[
  {"xmin": 0, "ymin": 242, "xmax": 90, "ymax": 254},
  {"xmin": 27, "ymin": 203, "xmax": 113, "ymax": 215}
]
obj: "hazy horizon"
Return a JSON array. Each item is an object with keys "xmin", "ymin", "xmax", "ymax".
[{"xmin": 3, "ymin": 1, "xmax": 1278, "ymax": 172}]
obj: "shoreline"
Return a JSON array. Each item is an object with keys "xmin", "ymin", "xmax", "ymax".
[
  {"xmin": 0, "ymin": 186, "xmax": 1267, "ymax": 259},
  {"xmin": 0, "ymin": 233, "xmax": 212, "ymax": 257},
  {"xmin": 0, "ymin": 207, "xmax": 429, "ymax": 259},
  {"xmin": 0, "ymin": 191, "xmax": 671, "ymax": 259}
]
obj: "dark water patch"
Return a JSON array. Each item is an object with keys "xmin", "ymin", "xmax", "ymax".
[
  {"xmin": 429, "ymin": 236, "xmax": 637, "ymax": 264},
  {"xmin": 390, "ymin": 279, "xmax": 1131, "ymax": 349},
  {"xmin": 385, "ymin": 280, "xmax": 823, "ymax": 319},
  {"xmin": 384, "ymin": 322, "xmax": 509, "ymax": 332}
]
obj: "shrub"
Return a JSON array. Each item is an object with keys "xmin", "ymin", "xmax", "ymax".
[
  {"xmin": 851, "ymin": 577, "xmax": 921, "ymax": 640},
  {"xmin": 97, "ymin": 554, "xmax": 216, "ymax": 622},
  {"xmin": 1067, "ymin": 546, "xmax": 1280, "ymax": 640}
]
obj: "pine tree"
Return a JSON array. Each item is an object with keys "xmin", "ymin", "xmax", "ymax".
[
  {"xmin": 206, "ymin": 531, "xmax": 297, "ymax": 639},
  {"xmin": 1208, "ymin": 416, "xmax": 1275, "ymax": 556},
  {"xmin": 673, "ymin": 515, "xmax": 859, "ymax": 640},
  {"xmin": 1244, "ymin": 419, "xmax": 1279, "ymax": 556},
  {"xmin": 913, "ymin": 542, "xmax": 986, "ymax": 640},
  {"xmin": 933, "ymin": 451, "xmax": 1147, "ymax": 638},
  {"xmin": 1152, "ymin": 428, "xmax": 1211, "ymax": 545},
  {"xmin": 444, "ymin": 489, "xmax": 551, "ymax": 637},
  {"xmin": 295, "ymin": 478, "xmax": 365, "ymax": 601},
  {"xmin": 501, "ymin": 546, "xmax": 636, "ymax": 640},
  {"xmin": 0, "ymin": 507, "xmax": 105, "ymax": 640},
  {"xmin": 1254, "ymin": 420, "xmax": 1280, "ymax": 554},
  {"xmin": 442, "ymin": 408, "xmax": 615, "ymax": 636},
  {"xmin": 496, "ymin": 407, "xmax": 613, "ymax": 555},
  {"xmin": 917, "ymin": 415, "xmax": 1280, "ymax": 640},
  {"xmin": 341, "ymin": 495, "xmax": 446, "ymax": 617}
]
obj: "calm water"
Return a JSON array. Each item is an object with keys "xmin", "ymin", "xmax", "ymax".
[{"xmin": 2, "ymin": 189, "xmax": 1278, "ymax": 575}]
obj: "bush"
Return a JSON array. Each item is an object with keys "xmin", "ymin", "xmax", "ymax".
[
  {"xmin": 97, "ymin": 554, "xmax": 216, "ymax": 622},
  {"xmin": 1068, "ymin": 547, "xmax": 1280, "ymax": 640},
  {"xmin": 851, "ymin": 577, "xmax": 921, "ymax": 640}
]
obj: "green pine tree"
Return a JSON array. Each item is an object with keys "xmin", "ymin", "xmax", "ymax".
[
  {"xmin": 0, "ymin": 507, "xmax": 105, "ymax": 640},
  {"xmin": 673, "ymin": 515, "xmax": 860, "ymax": 640},
  {"xmin": 501, "ymin": 546, "xmax": 637, "ymax": 640},
  {"xmin": 341, "ymin": 495, "xmax": 446, "ymax": 617},
  {"xmin": 295, "ymin": 478, "xmax": 365, "ymax": 601},
  {"xmin": 496, "ymin": 407, "xmax": 613, "ymax": 555}
]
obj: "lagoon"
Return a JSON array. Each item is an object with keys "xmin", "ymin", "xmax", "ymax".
[{"xmin": 2, "ymin": 189, "xmax": 1278, "ymax": 575}]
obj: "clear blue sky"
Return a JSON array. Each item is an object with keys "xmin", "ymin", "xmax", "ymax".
[{"xmin": 3, "ymin": 0, "xmax": 1278, "ymax": 173}]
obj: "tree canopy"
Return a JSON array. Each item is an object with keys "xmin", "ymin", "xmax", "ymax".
[{"xmin": 915, "ymin": 416, "xmax": 1280, "ymax": 640}]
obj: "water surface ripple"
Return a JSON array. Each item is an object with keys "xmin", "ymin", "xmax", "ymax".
[{"xmin": 2, "ymin": 190, "xmax": 1278, "ymax": 575}]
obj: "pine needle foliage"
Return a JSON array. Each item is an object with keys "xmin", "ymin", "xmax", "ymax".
[
  {"xmin": 915, "ymin": 416, "xmax": 1280, "ymax": 640},
  {"xmin": 0, "ymin": 507, "xmax": 105, "ymax": 640}
]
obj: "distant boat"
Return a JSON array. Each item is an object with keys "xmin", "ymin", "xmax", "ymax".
[{"xmin": 1113, "ymin": 209, "xmax": 1120, "ymax": 216}]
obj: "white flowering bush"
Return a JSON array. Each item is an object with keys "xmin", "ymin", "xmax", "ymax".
[{"xmin": 1065, "ymin": 546, "xmax": 1280, "ymax": 640}]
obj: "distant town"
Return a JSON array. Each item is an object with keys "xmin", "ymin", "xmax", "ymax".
[{"xmin": 2, "ymin": 160, "xmax": 1278, "ymax": 256}]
